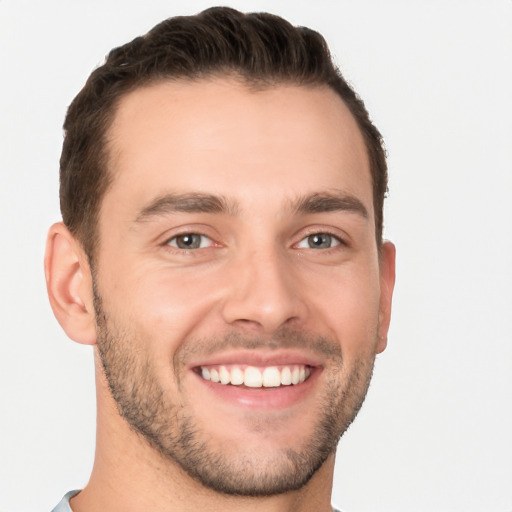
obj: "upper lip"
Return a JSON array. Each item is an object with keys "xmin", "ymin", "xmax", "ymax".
[{"xmin": 187, "ymin": 349, "xmax": 324, "ymax": 370}]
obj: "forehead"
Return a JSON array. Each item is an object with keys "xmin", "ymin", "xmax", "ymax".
[{"xmin": 104, "ymin": 78, "xmax": 372, "ymax": 220}]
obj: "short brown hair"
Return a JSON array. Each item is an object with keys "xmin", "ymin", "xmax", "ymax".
[{"xmin": 60, "ymin": 6, "xmax": 387, "ymax": 259}]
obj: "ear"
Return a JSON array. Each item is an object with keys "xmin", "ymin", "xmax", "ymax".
[
  {"xmin": 44, "ymin": 222, "xmax": 97, "ymax": 345},
  {"xmin": 375, "ymin": 241, "xmax": 396, "ymax": 354}
]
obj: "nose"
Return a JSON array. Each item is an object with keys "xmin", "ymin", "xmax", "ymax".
[{"xmin": 221, "ymin": 246, "xmax": 307, "ymax": 334}]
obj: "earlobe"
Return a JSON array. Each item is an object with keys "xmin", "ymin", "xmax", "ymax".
[
  {"xmin": 44, "ymin": 222, "xmax": 97, "ymax": 345},
  {"xmin": 376, "ymin": 241, "xmax": 396, "ymax": 354}
]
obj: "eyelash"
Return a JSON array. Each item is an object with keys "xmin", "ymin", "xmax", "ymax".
[
  {"xmin": 295, "ymin": 231, "xmax": 345, "ymax": 250},
  {"xmin": 166, "ymin": 233, "xmax": 215, "ymax": 250},
  {"xmin": 164, "ymin": 230, "xmax": 346, "ymax": 252}
]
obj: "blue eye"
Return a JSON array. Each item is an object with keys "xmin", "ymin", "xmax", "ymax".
[
  {"xmin": 297, "ymin": 233, "xmax": 341, "ymax": 249},
  {"xmin": 168, "ymin": 234, "xmax": 212, "ymax": 249}
]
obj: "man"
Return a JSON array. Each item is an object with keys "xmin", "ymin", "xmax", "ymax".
[{"xmin": 45, "ymin": 6, "xmax": 395, "ymax": 512}]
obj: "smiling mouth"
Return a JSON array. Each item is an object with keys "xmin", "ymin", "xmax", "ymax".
[{"xmin": 196, "ymin": 364, "xmax": 313, "ymax": 388}]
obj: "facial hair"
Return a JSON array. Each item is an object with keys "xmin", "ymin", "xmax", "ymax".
[{"xmin": 93, "ymin": 282, "xmax": 377, "ymax": 497}]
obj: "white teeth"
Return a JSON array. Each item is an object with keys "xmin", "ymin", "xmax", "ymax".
[
  {"xmin": 210, "ymin": 368, "xmax": 220, "ymax": 383},
  {"xmin": 291, "ymin": 366, "xmax": 300, "ymax": 385},
  {"xmin": 262, "ymin": 367, "xmax": 281, "ymax": 387},
  {"xmin": 199, "ymin": 364, "xmax": 312, "ymax": 388},
  {"xmin": 219, "ymin": 366, "xmax": 230, "ymax": 385},
  {"xmin": 280, "ymin": 367, "xmax": 292, "ymax": 385},
  {"xmin": 230, "ymin": 366, "xmax": 244, "ymax": 385},
  {"xmin": 244, "ymin": 366, "xmax": 262, "ymax": 388}
]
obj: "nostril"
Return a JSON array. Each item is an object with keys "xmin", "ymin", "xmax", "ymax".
[{"xmin": 230, "ymin": 318, "xmax": 265, "ymax": 330}]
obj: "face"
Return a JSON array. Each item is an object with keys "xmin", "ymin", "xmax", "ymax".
[{"xmin": 92, "ymin": 79, "xmax": 394, "ymax": 495}]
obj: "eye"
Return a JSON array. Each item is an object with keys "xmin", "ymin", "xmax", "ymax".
[
  {"xmin": 296, "ymin": 233, "xmax": 341, "ymax": 250},
  {"xmin": 167, "ymin": 233, "xmax": 213, "ymax": 250}
]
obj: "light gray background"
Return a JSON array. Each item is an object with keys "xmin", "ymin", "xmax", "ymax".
[{"xmin": 1, "ymin": 1, "xmax": 511, "ymax": 511}]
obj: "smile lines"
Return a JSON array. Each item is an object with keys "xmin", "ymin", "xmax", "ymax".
[{"xmin": 199, "ymin": 364, "xmax": 312, "ymax": 388}]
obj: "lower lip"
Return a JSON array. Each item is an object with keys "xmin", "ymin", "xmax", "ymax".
[{"xmin": 192, "ymin": 368, "xmax": 321, "ymax": 409}]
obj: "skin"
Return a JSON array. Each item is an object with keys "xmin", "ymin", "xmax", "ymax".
[{"xmin": 45, "ymin": 79, "xmax": 395, "ymax": 512}]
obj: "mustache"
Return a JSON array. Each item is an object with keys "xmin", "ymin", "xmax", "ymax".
[{"xmin": 174, "ymin": 328, "xmax": 343, "ymax": 367}]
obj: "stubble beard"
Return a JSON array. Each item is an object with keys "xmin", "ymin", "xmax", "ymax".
[{"xmin": 93, "ymin": 285, "xmax": 377, "ymax": 497}]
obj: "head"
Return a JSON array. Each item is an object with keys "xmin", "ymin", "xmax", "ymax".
[
  {"xmin": 46, "ymin": 6, "xmax": 395, "ymax": 500},
  {"xmin": 59, "ymin": 6, "xmax": 387, "ymax": 262}
]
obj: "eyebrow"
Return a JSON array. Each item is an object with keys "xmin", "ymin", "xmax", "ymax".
[
  {"xmin": 292, "ymin": 192, "xmax": 369, "ymax": 219},
  {"xmin": 134, "ymin": 190, "xmax": 368, "ymax": 223},
  {"xmin": 135, "ymin": 192, "xmax": 238, "ymax": 222}
]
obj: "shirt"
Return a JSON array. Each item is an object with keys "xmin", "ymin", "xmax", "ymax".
[{"xmin": 50, "ymin": 490, "xmax": 79, "ymax": 512}]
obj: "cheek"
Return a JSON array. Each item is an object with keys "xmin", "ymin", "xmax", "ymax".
[
  {"xmin": 107, "ymin": 265, "xmax": 224, "ymax": 341},
  {"xmin": 307, "ymin": 267, "xmax": 381, "ymax": 352}
]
